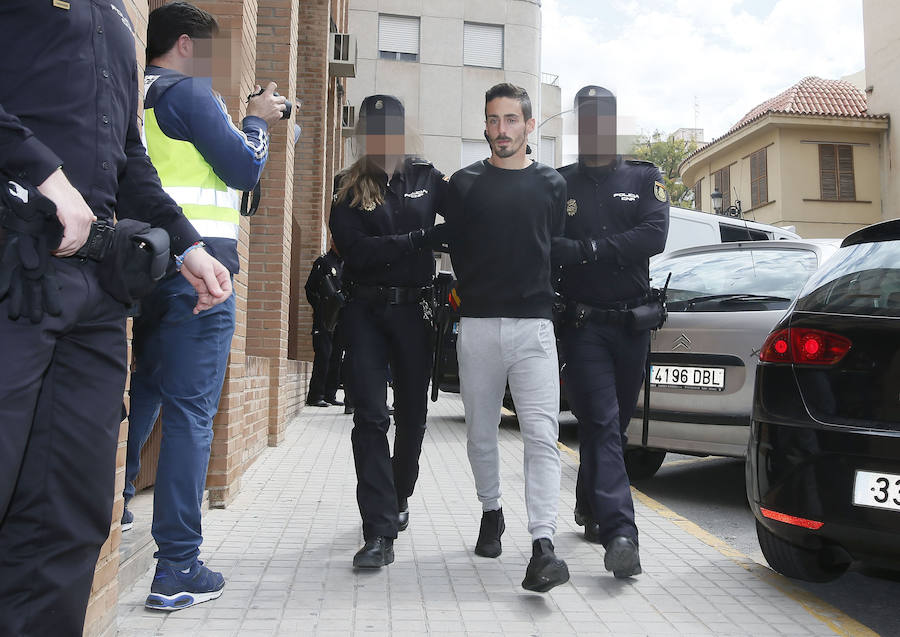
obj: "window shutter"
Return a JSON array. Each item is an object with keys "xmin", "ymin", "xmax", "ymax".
[
  {"xmin": 461, "ymin": 140, "xmax": 491, "ymax": 168},
  {"xmin": 750, "ymin": 148, "xmax": 767, "ymax": 207},
  {"xmin": 838, "ymin": 145, "xmax": 855, "ymax": 200},
  {"xmin": 464, "ymin": 23, "xmax": 503, "ymax": 68},
  {"xmin": 693, "ymin": 181, "xmax": 701, "ymax": 210},
  {"xmin": 819, "ymin": 144, "xmax": 838, "ymax": 200},
  {"xmin": 379, "ymin": 14, "xmax": 419, "ymax": 55},
  {"xmin": 540, "ymin": 137, "xmax": 557, "ymax": 167}
]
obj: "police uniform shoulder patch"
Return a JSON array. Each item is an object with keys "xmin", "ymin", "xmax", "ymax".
[
  {"xmin": 654, "ymin": 180, "xmax": 667, "ymax": 202},
  {"xmin": 566, "ymin": 198, "xmax": 578, "ymax": 216}
]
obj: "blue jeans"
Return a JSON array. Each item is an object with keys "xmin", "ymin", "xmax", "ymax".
[{"xmin": 123, "ymin": 274, "xmax": 235, "ymax": 567}]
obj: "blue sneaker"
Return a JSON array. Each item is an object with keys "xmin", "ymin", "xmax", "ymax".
[
  {"xmin": 145, "ymin": 560, "xmax": 225, "ymax": 611},
  {"xmin": 121, "ymin": 506, "xmax": 133, "ymax": 532}
]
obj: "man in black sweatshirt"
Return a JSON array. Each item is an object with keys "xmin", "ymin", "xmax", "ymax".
[{"xmin": 441, "ymin": 83, "xmax": 570, "ymax": 593}]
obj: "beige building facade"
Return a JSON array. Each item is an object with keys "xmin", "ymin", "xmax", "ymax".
[
  {"xmin": 680, "ymin": 77, "xmax": 888, "ymax": 239},
  {"xmin": 345, "ymin": 0, "xmax": 562, "ymax": 174},
  {"xmin": 863, "ymin": 0, "xmax": 900, "ymax": 220}
]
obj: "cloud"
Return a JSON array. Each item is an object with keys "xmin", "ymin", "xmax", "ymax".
[{"xmin": 541, "ymin": 0, "xmax": 864, "ymax": 142}]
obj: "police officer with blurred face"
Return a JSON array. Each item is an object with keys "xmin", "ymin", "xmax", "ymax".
[
  {"xmin": 554, "ymin": 86, "xmax": 669, "ymax": 578},
  {"xmin": 329, "ymin": 95, "xmax": 446, "ymax": 568},
  {"xmin": 305, "ymin": 245, "xmax": 346, "ymax": 407}
]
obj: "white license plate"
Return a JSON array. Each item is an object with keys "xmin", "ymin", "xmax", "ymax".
[
  {"xmin": 853, "ymin": 470, "xmax": 900, "ymax": 512},
  {"xmin": 650, "ymin": 365, "xmax": 725, "ymax": 391}
]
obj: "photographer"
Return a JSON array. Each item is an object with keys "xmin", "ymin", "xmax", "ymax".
[
  {"xmin": 0, "ymin": 1, "xmax": 232, "ymax": 634},
  {"xmin": 120, "ymin": 2, "xmax": 287, "ymax": 611}
]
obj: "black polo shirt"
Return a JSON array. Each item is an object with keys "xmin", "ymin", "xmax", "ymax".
[
  {"xmin": 556, "ymin": 158, "xmax": 669, "ymax": 305},
  {"xmin": 0, "ymin": 0, "xmax": 200, "ymax": 254}
]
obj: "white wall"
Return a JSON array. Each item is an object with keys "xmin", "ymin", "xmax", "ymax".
[{"xmin": 346, "ymin": 0, "xmax": 554, "ymax": 175}]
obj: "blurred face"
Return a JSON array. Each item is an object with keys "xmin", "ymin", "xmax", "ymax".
[
  {"xmin": 186, "ymin": 32, "xmax": 237, "ymax": 91},
  {"xmin": 485, "ymin": 97, "xmax": 534, "ymax": 159},
  {"xmin": 361, "ymin": 131, "xmax": 405, "ymax": 170},
  {"xmin": 577, "ymin": 100, "xmax": 617, "ymax": 160}
]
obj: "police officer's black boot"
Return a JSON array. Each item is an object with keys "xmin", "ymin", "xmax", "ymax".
[
  {"xmin": 604, "ymin": 535, "xmax": 641, "ymax": 578},
  {"xmin": 353, "ymin": 536, "xmax": 394, "ymax": 569},
  {"xmin": 398, "ymin": 498, "xmax": 409, "ymax": 532},
  {"xmin": 522, "ymin": 538, "xmax": 570, "ymax": 592},
  {"xmin": 474, "ymin": 508, "xmax": 505, "ymax": 558}
]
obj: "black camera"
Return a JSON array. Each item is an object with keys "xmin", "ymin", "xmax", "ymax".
[{"xmin": 247, "ymin": 86, "xmax": 292, "ymax": 120}]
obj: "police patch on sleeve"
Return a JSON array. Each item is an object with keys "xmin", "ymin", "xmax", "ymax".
[
  {"xmin": 566, "ymin": 198, "xmax": 578, "ymax": 216},
  {"xmin": 654, "ymin": 181, "xmax": 667, "ymax": 202}
]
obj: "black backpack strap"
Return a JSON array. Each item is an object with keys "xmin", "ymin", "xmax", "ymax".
[{"xmin": 240, "ymin": 182, "xmax": 262, "ymax": 217}]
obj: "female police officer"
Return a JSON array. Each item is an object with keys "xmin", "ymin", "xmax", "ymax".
[{"xmin": 329, "ymin": 95, "xmax": 445, "ymax": 568}]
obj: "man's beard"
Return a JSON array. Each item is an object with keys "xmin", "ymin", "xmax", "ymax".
[{"xmin": 490, "ymin": 133, "xmax": 524, "ymax": 158}]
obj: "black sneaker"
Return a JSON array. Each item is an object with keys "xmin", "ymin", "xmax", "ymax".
[
  {"xmin": 353, "ymin": 536, "xmax": 394, "ymax": 569},
  {"xmin": 474, "ymin": 508, "xmax": 505, "ymax": 558},
  {"xmin": 604, "ymin": 535, "xmax": 642, "ymax": 578},
  {"xmin": 522, "ymin": 538, "xmax": 570, "ymax": 592}
]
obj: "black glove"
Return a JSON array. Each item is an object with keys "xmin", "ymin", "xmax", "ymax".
[
  {"xmin": 581, "ymin": 238, "xmax": 601, "ymax": 262},
  {"xmin": 408, "ymin": 225, "xmax": 448, "ymax": 251},
  {"xmin": 0, "ymin": 179, "xmax": 64, "ymax": 322}
]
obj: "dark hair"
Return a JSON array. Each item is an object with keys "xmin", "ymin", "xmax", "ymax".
[
  {"xmin": 484, "ymin": 83, "xmax": 532, "ymax": 121},
  {"xmin": 147, "ymin": 2, "xmax": 219, "ymax": 62}
]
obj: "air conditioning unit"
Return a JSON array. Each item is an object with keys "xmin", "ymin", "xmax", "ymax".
[
  {"xmin": 341, "ymin": 105, "xmax": 356, "ymax": 137},
  {"xmin": 329, "ymin": 33, "xmax": 357, "ymax": 78}
]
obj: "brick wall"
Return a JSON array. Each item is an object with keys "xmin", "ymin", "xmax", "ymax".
[
  {"xmin": 242, "ymin": 356, "xmax": 271, "ymax": 467},
  {"xmin": 294, "ymin": 0, "xmax": 335, "ymax": 361}
]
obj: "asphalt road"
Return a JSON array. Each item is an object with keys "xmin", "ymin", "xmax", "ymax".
[{"xmin": 556, "ymin": 412, "xmax": 900, "ymax": 637}]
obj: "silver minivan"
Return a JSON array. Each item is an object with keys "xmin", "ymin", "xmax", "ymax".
[{"xmin": 623, "ymin": 239, "xmax": 840, "ymax": 479}]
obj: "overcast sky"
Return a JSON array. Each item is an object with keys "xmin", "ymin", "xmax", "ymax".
[{"xmin": 541, "ymin": 0, "xmax": 866, "ymax": 143}]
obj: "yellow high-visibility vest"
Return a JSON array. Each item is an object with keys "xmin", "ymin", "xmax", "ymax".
[{"xmin": 143, "ymin": 108, "xmax": 240, "ymax": 241}]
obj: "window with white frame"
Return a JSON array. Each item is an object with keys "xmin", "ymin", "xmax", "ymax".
[
  {"xmin": 378, "ymin": 14, "xmax": 419, "ymax": 62},
  {"xmin": 464, "ymin": 23, "xmax": 503, "ymax": 68}
]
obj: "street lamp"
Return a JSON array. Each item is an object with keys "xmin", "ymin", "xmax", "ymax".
[{"xmin": 711, "ymin": 189, "xmax": 723, "ymax": 215}]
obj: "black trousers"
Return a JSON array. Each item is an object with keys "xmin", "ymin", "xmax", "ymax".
[
  {"xmin": 307, "ymin": 326, "xmax": 343, "ymax": 402},
  {"xmin": 0, "ymin": 259, "xmax": 127, "ymax": 637},
  {"xmin": 342, "ymin": 298, "xmax": 431, "ymax": 540},
  {"xmin": 561, "ymin": 321, "xmax": 648, "ymax": 546}
]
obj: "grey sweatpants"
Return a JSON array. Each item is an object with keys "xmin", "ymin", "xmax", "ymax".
[{"xmin": 457, "ymin": 317, "xmax": 561, "ymax": 541}]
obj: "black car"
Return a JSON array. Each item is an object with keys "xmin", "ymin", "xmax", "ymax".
[{"xmin": 746, "ymin": 219, "xmax": 900, "ymax": 582}]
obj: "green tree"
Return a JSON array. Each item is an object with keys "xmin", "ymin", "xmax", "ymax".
[{"xmin": 632, "ymin": 131, "xmax": 698, "ymax": 207}]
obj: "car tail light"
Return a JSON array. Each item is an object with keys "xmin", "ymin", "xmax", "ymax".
[
  {"xmin": 759, "ymin": 328, "xmax": 851, "ymax": 365},
  {"xmin": 760, "ymin": 507, "xmax": 824, "ymax": 530}
]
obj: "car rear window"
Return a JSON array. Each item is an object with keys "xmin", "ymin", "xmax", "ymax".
[
  {"xmin": 796, "ymin": 240, "xmax": 900, "ymax": 317},
  {"xmin": 651, "ymin": 247, "xmax": 819, "ymax": 303}
]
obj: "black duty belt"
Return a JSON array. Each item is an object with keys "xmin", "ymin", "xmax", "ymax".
[
  {"xmin": 570, "ymin": 295, "xmax": 647, "ymax": 327},
  {"xmin": 349, "ymin": 284, "xmax": 432, "ymax": 305}
]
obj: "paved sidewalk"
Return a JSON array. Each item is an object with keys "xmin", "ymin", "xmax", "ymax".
[{"xmin": 117, "ymin": 394, "xmax": 865, "ymax": 636}]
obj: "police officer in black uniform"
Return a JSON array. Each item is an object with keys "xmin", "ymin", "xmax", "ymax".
[
  {"xmin": 305, "ymin": 245, "xmax": 346, "ymax": 407},
  {"xmin": 0, "ymin": 3, "xmax": 232, "ymax": 634},
  {"xmin": 554, "ymin": 86, "xmax": 669, "ymax": 578},
  {"xmin": 329, "ymin": 95, "xmax": 446, "ymax": 568}
]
